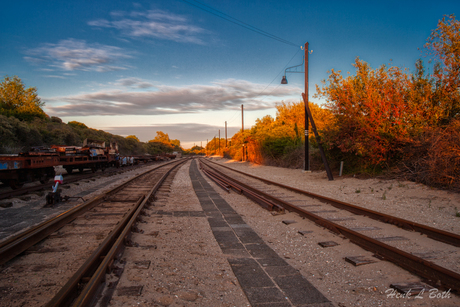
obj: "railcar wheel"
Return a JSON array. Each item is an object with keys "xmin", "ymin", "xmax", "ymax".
[
  {"xmin": 79, "ymin": 167, "xmax": 84, "ymax": 173},
  {"xmin": 65, "ymin": 168, "xmax": 73, "ymax": 174}
]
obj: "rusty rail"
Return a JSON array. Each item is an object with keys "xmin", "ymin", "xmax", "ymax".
[
  {"xmin": 47, "ymin": 159, "xmax": 187, "ymax": 307},
  {"xmin": 200, "ymin": 158, "xmax": 460, "ymax": 292},
  {"xmin": 0, "ymin": 160, "xmax": 156, "ymax": 201},
  {"xmin": 0, "ymin": 159, "xmax": 182, "ymax": 265},
  {"xmin": 204, "ymin": 158, "xmax": 460, "ymax": 248},
  {"xmin": 200, "ymin": 160, "xmax": 284, "ymax": 213},
  {"xmin": 200, "ymin": 167, "xmax": 231, "ymax": 193}
]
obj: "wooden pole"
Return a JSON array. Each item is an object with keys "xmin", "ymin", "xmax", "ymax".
[
  {"xmin": 304, "ymin": 42, "xmax": 310, "ymax": 171},
  {"xmin": 241, "ymin": 104, "xmax": 244, "ymax": 161}
]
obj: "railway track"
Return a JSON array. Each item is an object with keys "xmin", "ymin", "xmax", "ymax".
[
  {"xmin": 0, "ymin": 158, "xmax": 187, "ymax": 307},
  {"xmin": 0, "ymin": 162, "xmax": 158, "ymax": 201},
  {"xmin": 199, "ymin": 158, "xmax": 460, "ymax": 293}
]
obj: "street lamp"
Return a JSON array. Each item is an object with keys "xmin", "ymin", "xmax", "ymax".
[
  {"xmin": 281, "ymin": 42, "xmax": 334, "ymax": 180},
  {"xmin": 281, "ymin": 42, "xmax": 310, "ymax": 172}
]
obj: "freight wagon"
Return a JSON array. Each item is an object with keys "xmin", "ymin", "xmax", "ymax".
[{"xmin": 0, "ymin": 139, "xmax": 118, "ymax": 189}]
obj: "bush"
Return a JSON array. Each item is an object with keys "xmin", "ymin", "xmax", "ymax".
[{"xmin": 400, "ymin": 120, "xmax": 460, "ymax": 190}]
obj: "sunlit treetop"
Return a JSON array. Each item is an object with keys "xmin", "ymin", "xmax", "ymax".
[{"xmin": 0, "ymin": 76, "xmax": 47, "ymax": 121}]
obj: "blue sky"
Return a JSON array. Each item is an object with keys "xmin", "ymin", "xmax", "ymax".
[{"xmin": 1, "ymin": 1, "xmax": 459, "ymax": 148}]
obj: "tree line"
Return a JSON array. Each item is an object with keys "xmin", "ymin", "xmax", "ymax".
[{"xmin": 0, "ymin": 77, "xmax": 181, "ymax": 156}]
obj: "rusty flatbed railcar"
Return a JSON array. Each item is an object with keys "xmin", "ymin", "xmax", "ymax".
[
  {"xmin": 0, "ymin": 151, "xmax": 58, "ymax": 189},
  {"xmin": 0, "ymin": 140, "xmax": 119, "ymax": 189},
  {"xmin": 0, "ymin": 141, "xmax": 179, "ymax": 189}
]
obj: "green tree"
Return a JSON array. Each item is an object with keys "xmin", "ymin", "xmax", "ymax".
[
  {"xmin": 170, "ymin": 139, "xmax": 181, "ymax": 148},
  {"xmin": 126, "ymin": 135, "xmax": 140, "ymax": 142},
  {"xmin": 68, "ymin": 121, "xmax": 88, "ymax": 129},
  {"xmin": 145, "ymin": 141, "xmax": 173, "ymax": 155},
  {"xmin": 152, "ymin": 131, "xmax": 170, "ymax": 143},
  {"xmin": 0, "ymin": 76, "xmax": 47, "ymax": 121}
]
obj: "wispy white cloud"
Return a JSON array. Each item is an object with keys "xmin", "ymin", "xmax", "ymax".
[
  {"xmin": 114, "ymin": 77, "xmax": 156, "ymax": 88},
  {"xmin": 25, "ymin": 39, "xmax": 132, "ymax": 72},
  {"xmin": 44, "ymin": 75, "xmax": 67, "ymax": 79},
  {"xmin": 45, "ymin": 79, "xmax": 300, "ymax": 117},
  {"xmin": 88, "ymin": 9, "xmax": 208, "ymax": 44}
]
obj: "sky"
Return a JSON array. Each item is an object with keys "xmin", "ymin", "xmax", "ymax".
[{"xmin": 1, "ymin": 1, "xmax": 459, "ymax": 149}]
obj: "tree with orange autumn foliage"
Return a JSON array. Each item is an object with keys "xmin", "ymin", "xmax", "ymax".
[
  {"xmin": 315, "ymin": 15, "xmax": 459, "ymax": 174},
  {"xmin": 425, "ymin": 14, "xmax": 460, "ymax": 123},
  {"xmin": 0, "ymin": 76, "xmax": 47, "ymax": 121},
  {"xmin": 316, "ymin": 58, "xmax": 429, "ymax": 169},
  {"xmin": 224, "ymin": 15, "xmax": 460, "ymax": 185},
  {"xmin": 225, "ymin": 101, "xmax": 333, "ymax": 167}
]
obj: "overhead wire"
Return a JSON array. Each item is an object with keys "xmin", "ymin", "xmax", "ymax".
[
  {"xmin": 257, "ymin": 48, "xmax": 302, "ymax": 97},
  {"xmin": 180, "ymin": 0, "xmax": 299, "ymax": 47},
  {"xmin": 180, "ymin": 0, "xmax": 303, "ymax": 128},
  {"xmin": 226, "ymin": 48, "xmax": 301, "ymax": 126},
  {"xmin": 226, "ymin": 109, "xmax": 241, "ymax": 125}
]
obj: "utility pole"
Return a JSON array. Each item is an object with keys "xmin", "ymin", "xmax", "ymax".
[
  {"xmin": 241, "ymin": 104, "xmax": 244, "ymax": 131},
  {"xmin": 225, "ymin": 121, "xmax": 227, "ymax": 148},
  {"xmin": 212, "ymin": 137, "xmax": 215, "ymax": 155},
  {"xmin": 304, "ymin": 42, "xmax": 310, "ymax": 172},
  {"xmin": 206, "ymin": 139, "xmax": 208, "ymax": 156},
  {"xmin": 241, "ymin": 104, "xmax": 244, "ymax": 161},
  {"xmin": 218, "ymin": 130, "xmax": 221, "ymax": 156}
]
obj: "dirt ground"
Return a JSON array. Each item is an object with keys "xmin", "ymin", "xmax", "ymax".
[
  {"xmin": 107, "ymin": 158, "xmax": 460, "ymax": 307},
  {"xmin": 1, "ymin": 157, "xmax": 459, "ymax": 306}
]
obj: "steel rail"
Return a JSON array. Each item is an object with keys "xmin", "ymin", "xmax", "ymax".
[
  {"xmin": 201, "ymin": 167, "xmax": 230, "ymax": 192},
  {"xmin": 200, "ymin": 158, "xmax": 460, "ymax": 292},
  {"xmin": 203, "ymin": 158, "xmax": 460, "ymax": 248},
  {"xmin": 0, "ymin": 161, "xmax": 151, "ymax": 201},
  {"xmin": 0, "ymin": 159, "xmax": 182, "ymax": 265},
  {"xmin": 199, "ymin": 160, "xmax": 284, "ymax": 213},
  {"xmin": 45, "ymin": 195, "xmax": 145, "ymax": 307},
  {"xmin": 47, "ymin": 159, "xmax": 187, "ymax": 307},
  {"xmin": 277, "ymin": 199, "xmax": 460, "ymax": 293}
]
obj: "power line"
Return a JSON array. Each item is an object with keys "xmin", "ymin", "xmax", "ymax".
[
  {"xmin": 226, "ymin": 48, "xmax": 302, "ymax": 125},
  {"xmin": 227, "ymin": 109, "xmax": 241, "ymax": 125},
  {"xmin": 260, "ymin": 48, "xmax": 302, "ymax": 95},
  {"xmin": 181, "ymin": 0, "xmax": 299, "ymax": 47}
]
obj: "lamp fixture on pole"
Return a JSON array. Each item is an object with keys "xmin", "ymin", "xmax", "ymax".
[
  {"xmin": 280, "ymin": 42, "xmax": 334, "ymax": 180},
  {"xmin": 281, "ymin": 75, "xmax": 288, "ymax": 84},
  {"xmin": 280, "ymin": 55, "xmax": 305, "ymax": 85},
  {"xmin": 281, "ymin": 43, "xmax": 309, "ymax": 171}
]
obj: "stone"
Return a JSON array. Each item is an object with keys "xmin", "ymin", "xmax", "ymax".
[
  {"xmin": 176, "ymin": 290, "xmax": 199, "ymax": 302},
  {"xmin": 156, "ymin": 295, "xmax": 175, "ymax": 306}
]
